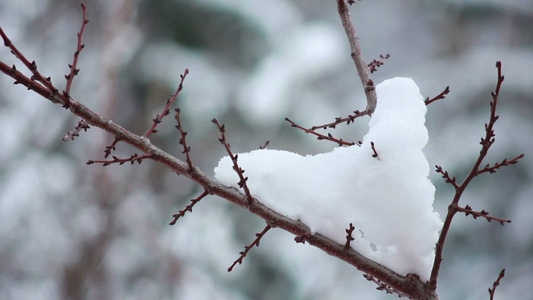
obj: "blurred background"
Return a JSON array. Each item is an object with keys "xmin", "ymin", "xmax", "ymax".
[{"xmin": 0, "ymin": 0, "xmax": 532, "ymax": 299}]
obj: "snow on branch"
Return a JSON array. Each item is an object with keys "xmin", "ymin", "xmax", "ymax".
[{"xmin": 2, "ymin": 14, "xmax": 425, "ymax": 297}]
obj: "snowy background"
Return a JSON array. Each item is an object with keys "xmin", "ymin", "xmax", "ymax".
[{"xmin": 0, "ymin": 0, "xmax": 532, "ymax": 299}]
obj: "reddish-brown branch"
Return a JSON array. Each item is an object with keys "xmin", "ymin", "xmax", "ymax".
[
  {"xmin": 64, "ymin": 3, "xmax": 89, "ymax": 97},
  {"xmin": 336, "ymin": 0, "xmax": 377, "ymax": 115},
  {"xmin": 310, "ymin": 109, "xmax": 370, "ymax": 131},
  {"xmin": 86, "ymin": 153, "xmax": 152, "ymax": 166},
  {"xmin": 285, "ymin": 118, "xmax": 356, "ymax": 146},
  {"xmin": 175, "ymin": 108, "xmax": 193, "ymax": 172},
  {"xmin": 62, "ymin": 119, "xmax": 90, "ymax": 141},
  {"xmin": 169, "ymin": 190, "xmax": 209, "ymax": 225},
  {"xmin": 363, "ymin": 273, "xmax": 402, "ymax": 297},
  {"xmin": 368, "ymin": 54, "xmax": 390, "ymax": 74},
  {"xmin": 104, "ymin": 138, "xmax": 120, "ymax": 158},
  {"xmin": 144, "ymin": 69, "xmax": 189, "ymax": 138},
  {"xmin": 212, "ymin": 119, "xmax": 254, "ymax": 206},
  {"xmin": 478, "ymin": 154, "xmax": 524, "ymax": 175},
  {"xmin": 489, "ymin": 269, "xmax": 505, "ymax": 300},
  {"xmin": 429, "ymin": 62, "xmax": 519, "ymax": 292},
  {"xmin": 435, "ymin": 165, "xmax": 459, "ymax": 189},
  {"xmin": 370, "ymin": 141, "xmax": 379, "ymax": 159},
  {"xmin": 458, "ymin": 205, "xmax": 511, "ymax": 225},
  {"xmin": 343, "ymin": 223, "xmax": 355, "ymax": 250},
  {"xmin": 228, "ymin": 224, "xmax": 272, "ymax": 272},
  {"xmin": 0, "ymin": 30, "xmax": 63, "ymax": 105},
  {"xmin": 425, "ymin": 86, "xmax": 450, "ymax": 106},
  {"xmin": 259, "ymin": 140, "xmax": 270, "ymax": 149}
]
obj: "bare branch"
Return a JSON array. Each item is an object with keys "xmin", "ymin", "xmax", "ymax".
[
  {"xmin": 343, "ymin": 223, "xmax": 355, "ymax": 250},
  {"xmin": 62, "ymin": 119, "xmax": 90, "ymax": 141},
  {"xmin": 363, "ymin": 273, "xmax": 404, "ymax": 297},
  {"xmin": 370, "ymin": 141, "xmax": 379, "ymax": 159},
  {"xmin": 228, "ymin": 224, "xmax": 272, "ymax": 272},
  {"xmin": 169, "ymin": 190, "xmax": 209, "ymax": 225},
  {"xmin": 64, "ymin": 3, "xmax": 89, "ymax": 97},
  {"xmin": 86, "ymin": 153, "xmax": 153, "ymax": 166},
  {"xmin": 310, "ymin": 109, "xmax": 370, "ymax": 131},
  {"xmin": 212, "ymin": 119, "xmax": 254, "ymax": 206},
  {"xmin": 435, "ymin": 165, "xmax": 459, "ymax": 189},
  {"xmin": 336, "ymin": 0, "xmax": 377, "ymax": 115},
  {"xmin": 458, "ymin": 205, "xmax": 511, "ymax": 225},
  {"xmin": 144, "ymin": 69, "xmax": 189, "ymax": 138},
  {"xmin": 488, "ymin": 269, "xmax": 505, "ymax": 300},
  {"xmin": 286, "ymin": 118, "xmax": 356, "ymax": 146},
  {"xmin": 175, "ymin": 108, "xmax": 194, "ymax": 172},
  {"xmin": 430, "ymin": 62, "xmax": 520, "ymax": 291},
  {"xmin": 478, "ymin": 154, "xmax": 524, "ymax": 175},
  {"xmin": 259, "ymin": 140, "xmax": 270, "ymax": 149},
  {"xmin": 425, "ymin": 86, "xmax": 450, "ymax": 106},
  {"xmin": 368, "ymin": 54, "xmax": 390, "ymax": 74}
]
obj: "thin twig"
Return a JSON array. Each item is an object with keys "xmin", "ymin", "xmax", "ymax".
[
  {"xmin": 0, "ymin": 28, "xmax": 62, "ymax": 104},
  {"xmin": 488, "ymin": 269, "xmax": 505, "ymax": 300},
  {"xmin": 368, "ymin": 54, "xmax": 390, "ymax": 74},
  {"xmin": 458, "ymin": 205, "xmax": 511, "ymax": 225},
  {"xmin": 310, "ymin": 109, "xmax": 370, "ymax": 131},
  {"xmin": 169, "ymin": 190, "xmax": 209, "ymax": 225},
  {"xmin": 212, "ymin": 119, "xmax": 254, "ymax": 206},
  {"xmin": 363, "ymin": 273, "xmax": 403, "ymax": 297},
  {"xmin": 228, "ymin": 224, "xmax": 272, "ymax": 272},
  {"xmin": 86, "ymin": 153, "xmax": 152, "ymax": 166},
  {"xmin": 429, "ymin": 62, "xmax": 522, "ymax": 291},
  {"xmin": 425, "ymin": 86, "xmax": 450, "ymax": 106},
  {"xmin": 343, "ymin": 223, "xmax": 355, "ymax": 250},
  {"xmin": 477, "ymin": 154, "xmax": 524, "ymax": 175},
  {"xmin": 286, "ymin": 118, "xmax": 356, "ymax": 146},
  {"xmin": 370, "ymin": 141, "xmax": 379, "ymax": 159},
  {"xmin": 259, "ymin": 140, "xmax": 270, "ymax": 149},
  {"xmin": 175, "ymin": 108, "xmax": 194, "ymax": 172},
  {"xmin": 62, "ymin": 119, "xmax": 90, "ymax": 141},
  {"xmin": 64, "ymin": 3, "xmax": 89, "ymax": 97},
  {"xmin": 144, "ymin": 69, "xmax": 189, "ymax": 138}
]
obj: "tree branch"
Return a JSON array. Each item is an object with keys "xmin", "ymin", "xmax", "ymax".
[
  {"xmin": 336, "ymin": 0, "xmax": 377, "ymax": 115},
  {"xmin": 429, "ymin": 62, "xmax": 522, "ymax": 291}
]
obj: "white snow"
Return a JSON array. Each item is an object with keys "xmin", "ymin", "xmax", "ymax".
[{"xmin": 214, "ymin": 77, "xmax": 442, "ymax": 280}]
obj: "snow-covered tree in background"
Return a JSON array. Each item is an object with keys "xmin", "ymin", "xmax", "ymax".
[{"xmin": 0, "ymin": 1, "xmax": 530, "ymax": 299}]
